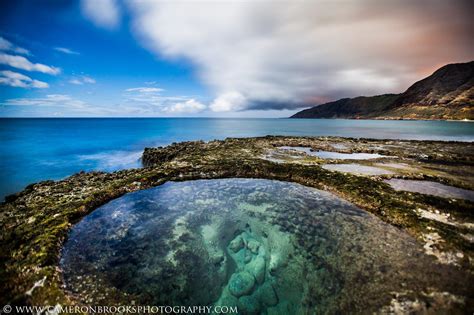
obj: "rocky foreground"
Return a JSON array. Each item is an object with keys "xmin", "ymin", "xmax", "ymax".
[{"xmin": 0, "ymin": 136, "xmax": 473, "ymax": 311}]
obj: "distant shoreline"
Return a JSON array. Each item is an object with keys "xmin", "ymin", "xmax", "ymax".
[
  {"xmin": 289, "ymin": 117, "xmax": 473, "ymax": 122},
  {"xmin": 0, "ymin": 116, "xmax": 472, "ymax": 121}
]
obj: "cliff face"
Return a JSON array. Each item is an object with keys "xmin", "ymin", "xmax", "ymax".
[{"xmin": 291, "ymin": 61, "xmax": 474, "ymax": 120}]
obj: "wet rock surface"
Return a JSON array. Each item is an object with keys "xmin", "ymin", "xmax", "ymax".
[{"xmin": 0, "ymin": 136, "xmax": 473, "ymax": 312}]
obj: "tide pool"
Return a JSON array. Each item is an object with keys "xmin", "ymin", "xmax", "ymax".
[{"xmin": 61, "ymin": 178, "xmax": 456, "ymax": 313}]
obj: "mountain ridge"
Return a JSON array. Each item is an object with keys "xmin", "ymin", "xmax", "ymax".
[{"xmin": 291, "ymin": 61, "xmax": 474, "ymax": 120}]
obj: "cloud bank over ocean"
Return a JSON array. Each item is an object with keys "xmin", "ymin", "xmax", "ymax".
[{"xmin": 123, "ymin": 0, "xmax": 473, "ymax": 111}]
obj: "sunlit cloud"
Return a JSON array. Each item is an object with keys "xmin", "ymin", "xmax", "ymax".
[
  {"xmin": 210, "ymin": 92, "xmax": 246, "ymax": 112},
  {"xmin": 164, "ymin": 99, "xmax": 206, "ymax": 114}
]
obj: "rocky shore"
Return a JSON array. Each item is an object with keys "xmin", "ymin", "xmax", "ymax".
[{"xmin": 1, "ymin": 136, "xmax": 473, "ymax": 312}]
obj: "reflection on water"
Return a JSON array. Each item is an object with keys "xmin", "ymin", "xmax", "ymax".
[
  {"xmin": 314, "ymin": 151, "xmax": 386, "ymax": 160},
  {"xmin": 385, "ymin": 179, "xmax": 474, "ymax": 201},
  {"xmin": 279, "ymin": 146, "xmax": 387, "ymax": 160},
  {"xmin": 322, "ymin": 163, "xmax": 394, "ymax": 175},
  {"xmin": 61, "ymin": 179, "xmax": 462, "ymax": 313}
]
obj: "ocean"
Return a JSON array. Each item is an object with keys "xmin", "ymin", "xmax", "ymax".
[{"xmin": 1, "ymin": 118, "xmax": 473, "ymax": 200}]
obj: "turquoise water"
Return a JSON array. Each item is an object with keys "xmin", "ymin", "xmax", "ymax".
[
  {"xmin": 1, "ymin": 118, "xmax": 473, "ymax": 199},
  {"xmin": 60, "ymin": 179, "xmax": 464, "ymax": 313}
]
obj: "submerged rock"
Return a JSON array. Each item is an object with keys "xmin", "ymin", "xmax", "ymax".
[
  {"xmin": 238, "ymin": 295, "xmax": 260, "ymax": 315},
  {"xmin": 247, "ymin": 240, "xmax": 260, "ymax": 254},
  {"xmin": 244, "ymin": 250, "xmax": 253, "ymax": 264},
  {"xmin": 229, "ymin": 235, "xmax": 244, "ymax": 253},
  {"xmin": 258, "ymin": 282, "xmax": 279, "ymax": 307},
  {"xmin": 248, "ymin": 256, "xmax": 266, "ymax": 284},
  {"xmin": 228, "ymin": 271, "xmax": 256, "ymax": 297}
]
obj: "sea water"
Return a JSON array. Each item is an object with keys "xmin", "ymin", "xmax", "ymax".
[{"xmin": 1, "ymin": 118, "xmax": 473, "ymax": 199}]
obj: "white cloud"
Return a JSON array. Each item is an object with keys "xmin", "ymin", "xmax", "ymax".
[
  {"xmin": 127, "ymin": 0, "xmax": 473, "ymax": 111},
  {"xmin": 69, "ymin": 75, "xmax": 96, "ymax": 85},
  {"xmin": 209, "ymin": 91, "xmax": 246, "ymax": 112},
  {"xmin": 54, "ymin": 47, "xmax": 80, "ymax": 55},
  {"xmin": 334, "ymin": 69, "xmax": 398, "ymax": 93},
  {"xmin": 0, "ymin": 37, "xmax": 30, "ymax": 55},
  {"xmin": 125, "ymin": 87, "xmax": 163, "ymax": 93},
  {"xmin": 3, "ymin": 94, "xmax": 86, "ymax": 108},
  {"xmin": 0, "ymin": 53, "xmax": 60, "ymax": 75},
  {"xmin": 123, "ymin": 85, "xmax": 206, "ymax": 114},
  {"xmin": 69, "ymin": 79, "xmax": 82, "ymax": 85},
  {"xmin": 81, "ymin": 0, "xmax": 121, "ymax": 29},
  {"xmin": 164, "ymin": 99, "xmax": 206, "ymax": 114},
  {"xmin": 0, "ymin": 70, "xmax": 49, "ymax": 89},
  {"xmin": 83, "ymin": 76, "xmax": 96, "ymax": 84}
]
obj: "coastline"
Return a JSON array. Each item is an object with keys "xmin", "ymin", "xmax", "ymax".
[
  {"xmin": 289, "ymin": 117, "xmax": 473, "ymax": 121},
  {"xmin": 1, "ymin": 136, "xmax": 473, "ymax": 310}
]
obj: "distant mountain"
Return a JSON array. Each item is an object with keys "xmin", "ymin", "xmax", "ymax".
[{"xmin": 291, "ymin": 61, "xmax": 474, "ymax": 120}]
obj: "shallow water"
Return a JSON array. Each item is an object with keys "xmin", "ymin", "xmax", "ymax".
[
  {"xmin": 279, "ymin": 146, "xmax": 386, "ymax": 160},
  {"xmin": 322, "ymin": 163, "xmax": 394, "ymax": 175},
  {"xmin": 314, "ymin": 151, "xmax": 386, "ymax": 160},
  {"xmin": 375, "ymin": 162, "xmax": 413, "ymax": 170},
  {"xmin": 61, "ymin": 179, "xmax": 462, "ymax": 313},
  {"xmin": 385, "ymin": 179, "xmax": 474, "ymax": 201},
  {"xmin": 278, "ymin": 146, "xmax": 315, "ymax": 155}
]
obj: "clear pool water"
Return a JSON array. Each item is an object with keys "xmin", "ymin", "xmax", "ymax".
[{"xmin": 61, "ymin": 179, "xmax": 467, "ymax": 313}]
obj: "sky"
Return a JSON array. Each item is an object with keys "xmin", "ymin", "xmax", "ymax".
[{"xmin": 0, "ymin": 0, "xmax": 472, "ymax": 118}]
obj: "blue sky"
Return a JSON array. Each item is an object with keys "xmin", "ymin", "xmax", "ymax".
[
  {"xmin": 0, "ymin": 1, "xmax": 221, "ymax": 117},
  {"xmin": 0, "ymin": 0, "xmax": 472, "ymax": 117}
]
